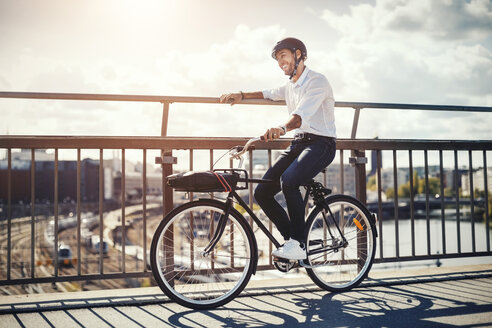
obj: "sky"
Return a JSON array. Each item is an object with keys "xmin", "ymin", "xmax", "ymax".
[{"xmin": 1, "ymin": 0, "xmax": 492, "ymax": 142}]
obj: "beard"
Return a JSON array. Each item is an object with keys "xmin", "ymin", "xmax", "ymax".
[{"xmin": 281, "ymin": 63, "xmax": 294, "ymax": 76}]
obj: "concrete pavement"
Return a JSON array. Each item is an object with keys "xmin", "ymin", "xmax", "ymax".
[{"xmin": 1, "ymin": 264, "xmax": 492, "ymax": 327}]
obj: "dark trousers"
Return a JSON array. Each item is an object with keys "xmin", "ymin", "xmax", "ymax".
[{"xmin": 254, "ymin": 135, "xmax": 336, "ymax": 242}]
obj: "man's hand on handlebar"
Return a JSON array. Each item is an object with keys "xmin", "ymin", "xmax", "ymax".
[
  {"xmin": 263, "ymin": 127, "xmax": 285, "ymax": 142},
  {"xmin": 228, "ymin": 132, "xmax": 283, "ymax": 163},
  {"xmin": 229, "ymin": 136, "xmax": 261, "ymax": 160}
]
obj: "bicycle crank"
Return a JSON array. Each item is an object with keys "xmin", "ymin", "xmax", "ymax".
[{"xmin": 273, "ymin": 257, "xmax": 297, "ymax": 272}]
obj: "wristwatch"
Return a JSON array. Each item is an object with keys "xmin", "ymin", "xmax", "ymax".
[{"xmin": 278, "ymin": 125, "xmax": 287, "ymax": 135}]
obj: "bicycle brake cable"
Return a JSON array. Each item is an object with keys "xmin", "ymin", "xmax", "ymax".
[{"xmin": 212, "ymin": 146, "xmax": 237, "ymax": 169}]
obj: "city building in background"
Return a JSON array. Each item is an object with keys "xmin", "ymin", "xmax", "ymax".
[
  {"xmin": 0, "ymin": 149, "xmax": 163, "ymax": 210},
  {"xmin": 461, "ymin": 167, "xmax": 492, "ymax": 196}
]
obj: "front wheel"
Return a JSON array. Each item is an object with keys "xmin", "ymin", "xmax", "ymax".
[
  {"xmin": 304, "ymin": 194, "xmax": 377, "ymax": 292},
  {"xmin": 150, "ymin": 199, "xmax": 257, "ymax": 309}
]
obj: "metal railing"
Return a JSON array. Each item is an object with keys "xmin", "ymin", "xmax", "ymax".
[{"xmin": 0, "ymin": 91, "xmax": 491, "ymax": 288}]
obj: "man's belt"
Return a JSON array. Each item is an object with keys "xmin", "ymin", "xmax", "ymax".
[{"xmin": 293, "ymin": 133, "xmax": 335, "ymax": 141}]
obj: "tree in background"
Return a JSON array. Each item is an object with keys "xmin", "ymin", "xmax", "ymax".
[
  {"xmin": 385, "ymin": 172, "xmax": 440, "ymax": 199},
  {"xmin": 367, "ymin": 175, "xmax": 377, "ymax": 191},
  {"xmin": 412, "ymin": 172, "xmax": 420, "ymax": 195},
  {"xmin": 385, "ymin": 188, "xmax": 395, "ymax": 199}
]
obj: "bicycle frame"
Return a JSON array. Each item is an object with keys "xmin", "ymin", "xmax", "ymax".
[
  {"xmin": 151, "ymin": 137, "xmax": 377, "ymax": 309},
  {"xmin": 202, "ymin": 176, "xmax": 343, "ymax": 262},
  {"xmin": 202, "ymin": 180, "xmax": 281, "ymax": 255},
  {"xmin": 200, "ymin": 137, "xmax": 356, "ymax": 267}
]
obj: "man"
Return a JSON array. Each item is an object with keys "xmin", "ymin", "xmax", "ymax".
[{"xmin": 220, "ymin": 37, "xmax": 336, "ymax": 260}]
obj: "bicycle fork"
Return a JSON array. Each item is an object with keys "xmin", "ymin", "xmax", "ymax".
[{"xmin": 201, "ymin": 197, "xmax": 233, "ymax": 256}]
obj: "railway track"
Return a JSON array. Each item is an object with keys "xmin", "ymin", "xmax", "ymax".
[{"xmin": 0, "ymin": 205, "xmax": 162, "ymax": 296}]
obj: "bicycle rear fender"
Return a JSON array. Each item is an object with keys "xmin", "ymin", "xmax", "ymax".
[{"xmin": 313, "ymin": 194, "xmax": 378, "ymax": 237}]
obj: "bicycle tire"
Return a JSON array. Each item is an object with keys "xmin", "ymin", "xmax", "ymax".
[
  {"xmin": 304, "ymin": 194, "xmax": 376, "ymax": 292},
  {"xmin": 150, "ymin": 199, "xmax": 257, "ymax": 309}
]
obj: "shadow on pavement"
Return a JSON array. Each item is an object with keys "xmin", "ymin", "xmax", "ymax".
[
  {"xmin": 2, "ymin": 271, "xmax": 492, "ymax": 327},
  {"xmin": 166, "ymin": 278, "xmax": 492, "ymax": 327}
]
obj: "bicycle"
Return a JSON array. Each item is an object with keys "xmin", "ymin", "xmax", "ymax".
[{"xmin": 150, "ymin": 137, "xmax": 378, "ymax": 310}]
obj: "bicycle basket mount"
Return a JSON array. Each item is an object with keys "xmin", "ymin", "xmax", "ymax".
[{"xmin": 166, "ymin": 170, "xmax": 240, "ymax": 192}]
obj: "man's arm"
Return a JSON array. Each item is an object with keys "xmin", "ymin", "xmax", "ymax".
[
  {"xmin": 263, "ymin": 114, "xmax": 301, "ymax": 142},
  {"xmin": 220, "ymin": 90, "xmax": 299, "ymax": 141},
  {"xmin": 219, "ymin": 91, "xmax": 264, "ymax": 106},
  {"xmin": 285, "ymin": 114, "xmax": 302, "ymax": 131}
]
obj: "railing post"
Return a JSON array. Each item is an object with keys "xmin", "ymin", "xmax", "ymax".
[
  {"xmin": 160, "ymin": 101, "xmax": 174, "ymax": 215},
  {"xmin": 352, "ymin": 149, "xmax": 367, "ymax": 272},
  {"xmin": 351, "ymin": 149, "xmax": 368, "ymax": 204},
  {"xmin": 7, "ymin": 148, "xmax": 12, "ymax": 280},
  {"xmin": 160, "ymin": 101, "xmax": 175, "ymax": 285},
  {"xmin": 351, "ymin": 107, "xmax": 362, "ymax": 139}
]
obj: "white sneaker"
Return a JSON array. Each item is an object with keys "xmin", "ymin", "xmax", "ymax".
[{"xmin": 272, "ymin": 239, "xmax": 306, "ymax": 260}]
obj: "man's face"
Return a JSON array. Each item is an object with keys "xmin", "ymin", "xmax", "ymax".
[{"xmin": 275, "ymin": 49, "xmax": 296, "ymax": 76}]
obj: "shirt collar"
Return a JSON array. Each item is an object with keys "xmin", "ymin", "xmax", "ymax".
[{"xmin": 291, "ymin": 66, "xmax": 310, "ymax": 87}]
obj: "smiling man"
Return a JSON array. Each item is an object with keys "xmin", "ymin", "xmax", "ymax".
[{"xmin": 220, "ymin": 37, "xmax": 336, "ymax": 260}]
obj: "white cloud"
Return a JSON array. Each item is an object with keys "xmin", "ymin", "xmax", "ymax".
[
  {"xmin": 0, "ymin": 24, "xmax": 290, "ymax": 138},
  {"xmin": 0, "ymin": 76, "xmax": 9, "ymax": 89},
  {"xmin": 156, "ymin": 24, "xmax": 289, "ymax": 137},
  {"xmin": 322, "ymin": 0, "xmax": 492, "ymax": 42},
  {"xmin": 1, "ymin": 3, "xmax": 491, "ymax": 142},
  {"xmin": 154, "ymin": 24, "xmax": 286, "ymax": 95},
  {"xmin": 318, "ymin": 0, "xmax": 492, "ymax": 101},
  {"xmin": 315, "ymin": 0, "xmax": 492, "ymax": 140}
]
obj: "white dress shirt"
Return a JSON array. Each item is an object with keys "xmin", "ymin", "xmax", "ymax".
[{"xmin": 262, "ymin": 67, "xmax": 336, "ymax": 138}]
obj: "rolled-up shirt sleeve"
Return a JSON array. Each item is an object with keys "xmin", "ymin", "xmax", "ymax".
[
  {"xmin": 291, "ymin": 77, "xmax": 329, "ymax": 130},
  {"xmin": 262, "ymin": 85, "xmax": 286, "ymax": 101}
]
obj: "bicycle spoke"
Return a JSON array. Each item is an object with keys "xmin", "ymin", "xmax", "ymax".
[
  {"xmin": 305, "ymin": 197, "xmax": 376, "ymax": 292},
  {"xmin": 213, "ymin": 253, "xmax": 251, "ymax": 260},
  {"xmin": 151, "ymin": 200, "xmax": 254, "ymax": 309}
]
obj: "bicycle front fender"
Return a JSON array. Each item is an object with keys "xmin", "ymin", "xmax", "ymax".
[{"xmin": 198, "ymin": 198, "xmax": 259, "ymax": 274}]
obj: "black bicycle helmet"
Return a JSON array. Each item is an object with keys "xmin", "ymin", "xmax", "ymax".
[
  {"xmin": 271, "ymin": 37, "xmax": 307, "ymax": 79},
  {"xmin": 271, "ymin": 37, "xmax": 307, "ymax": 61}
]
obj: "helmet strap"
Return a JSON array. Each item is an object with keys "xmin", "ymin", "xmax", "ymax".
[{"xmin": 290, "ymin": 49, "xmax": 301, "ymax": 80}]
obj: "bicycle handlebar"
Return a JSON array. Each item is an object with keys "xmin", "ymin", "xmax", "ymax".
[{"xmin": 229, "ymin": 136, "xmax": 263, "ymax": 160}]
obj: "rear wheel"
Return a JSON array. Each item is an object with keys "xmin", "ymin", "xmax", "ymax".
[
  {"xmin": 304, "ymin": 195, "xmax": 376, "ymax": 292},
  {"xmin": 150, "ymin": 199, "xmax": 257, "ymax": 309}
]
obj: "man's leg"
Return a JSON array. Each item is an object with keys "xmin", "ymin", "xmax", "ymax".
[
  {"xmin": 281, "ymin": 138, "xmax": 336, "ymax": 243},
  {"xmin": 254, "ymin": 148, "xmax": 297, "ymax": 241}
]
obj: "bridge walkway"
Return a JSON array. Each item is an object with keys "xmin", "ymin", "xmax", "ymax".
[{"xmin": 0, "ymin": 264, "xmax": 491, "ymax": 327}]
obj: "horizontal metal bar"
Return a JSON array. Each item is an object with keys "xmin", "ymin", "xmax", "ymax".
[
  {"xmin": 0, "ymin": 272, "xmax": 153, "ymax": 286},
  {"xmin": 374, "ymin": 251, "xmax": 492, "ymax": 263},
  {"xmin": 0, "ymin": 295, "xmax": 171, "ymax": 315},
  {"xmin": 0, "ymin": 136, "xmax": 287, "ymax": 149},
  {"xmin": 1, "ymin": 136, "xmax": 491, "ymax": 150},
  {"xmin": 1, "ymin": 91, "xmax": 491, "ymax": 112},
  {"xmin": 1, "ymin": 249, "xmax": 490, "ymax": 286},
  {"xmin": 0, "ymin": 91, "xmax": 282, "ymax": 106},
  {"xmin": 339, "ymin": 101, "xmax": 492, "ymax": 113}
]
